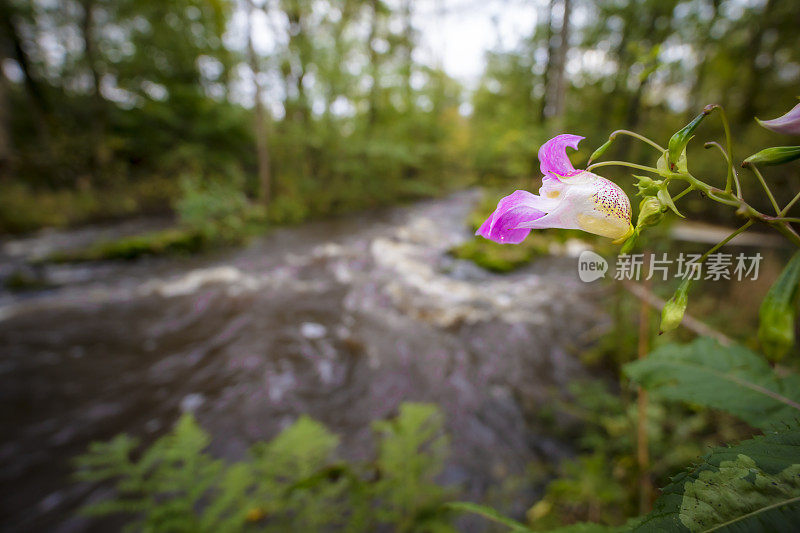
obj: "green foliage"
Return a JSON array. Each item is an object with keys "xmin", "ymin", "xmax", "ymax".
[
  {"xmin": 758, "ymin": 251, "xmax": 800, "ymax": 361},
  {"xmin": 372, "ymin": 403, "xmax": 453, "ymax": 530},
  {"xmin": 175, "ymin": 176, "xmax": 264, "ymax": 245},
  {"xmin": 74, "ymin": 403, "xmax": 454, "ymax": 532},
  {"xmin": 633, "ymin": 424, "xmax": 800, "ymax": 532},
  {"xmin": 624, "ymin": 338, "xmax": 800, "ymax": 430}
]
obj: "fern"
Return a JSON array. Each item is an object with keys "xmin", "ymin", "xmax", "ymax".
[
  {"xmin": 372, "ymin": 402, "xmax": 455, "ymax": 532},
  {"xmin": 74, "ymin": 403, "xmax": 454, "ymax": 532},
  {"xmin": 634, "ymin": 423, "xmax": 800, "ymax": 532},
  {"xmin": 623, "ymin": 337, "xmax": 800, "ymax": 429}
]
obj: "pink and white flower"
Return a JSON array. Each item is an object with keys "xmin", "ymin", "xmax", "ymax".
[
  {"xmin": 757, "ymin": 103, "xmax": 800, "ymax": 136},
  {"xmin": 476, "ymin": 134, "xmax": 633, "ymax": 244}
]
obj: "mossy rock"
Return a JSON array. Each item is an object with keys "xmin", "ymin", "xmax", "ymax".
[{"xmin": 46, "ymin": 228, "xmax": 208, "ymax": 263}]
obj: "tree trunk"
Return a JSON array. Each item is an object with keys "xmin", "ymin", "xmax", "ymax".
[
  {"xmin": 539, "ymin": 0, "xmax": 555, "ymax": 122},
  {"xmin": 80, "ymin": 0, "xmax": 108, "ymax": 184},
  {"xmin": 0, "ymin": 2, "xmax": 57, "ymax": 180},
  {"xmin": 367, "ymin": 0, "xmax": 380, "ymax": 129},
  {"xmin": 543, "ymin": 0, "xmax": 571, "ymax": 125},
  {"xmin": 247, "ymin": 0, "xmax": 271, "ymax": 207},
  {"xmin": 739, "ymin": 0, "xmax": 775, "ymax": 124}
]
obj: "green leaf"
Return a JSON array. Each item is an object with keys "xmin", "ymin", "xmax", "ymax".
[
  {"xmin": 759, "ymin": 251, "xmax": 800, "ymax": 361},
  {"xmin": 623, "ymin": 338, "xmax": 800, "ymax": 429},
  {"xmin": 446, "ymin": 502, "xmax": 534, "ymax": 532},
  {"xmin": 633, "ymin": 424, "xmax": 800, "ymax": 532}
]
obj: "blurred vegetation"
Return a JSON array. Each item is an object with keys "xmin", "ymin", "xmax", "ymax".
[
  {"xmin": 3, "ymin": 0, "xmax": 799, "ymax": 530},
  {"xmin": 75, "ymin": 402, "xmax": 455, "ymax": 532},
  {"xmin": 2, "ymin": 0, "xmax": 797, "ymax": 239}
]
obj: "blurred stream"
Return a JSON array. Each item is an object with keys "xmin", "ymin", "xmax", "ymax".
[{"xmin": 0, "ymin": 191, "xmax": 606, "ymax": 532}]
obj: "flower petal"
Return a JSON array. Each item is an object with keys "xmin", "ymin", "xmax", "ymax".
[
  {"xmin": 538, "ymin": 134, "xmax": 585, "ymax": 181},
  {"xmin": 757, "ymin": 103, "xmax": 800, "ymax": 136},
  {"xmin": 476, "ymin": 190, "xmax": 549, "ymax": 244}
]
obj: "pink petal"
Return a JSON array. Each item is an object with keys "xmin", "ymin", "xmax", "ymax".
[
  {"xmin": 476, "ymin": 190, "xmax": 546, "ymax": 244},
  {"xmin": 538, "ymin": 134, "xmax": 584, "ymax": 181},
  {"xmin": 758, "ymin": 103, "xmax": 800, "ymax": 135}
]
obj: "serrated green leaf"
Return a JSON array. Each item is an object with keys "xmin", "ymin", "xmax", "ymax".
[
  {"xmin": 623, "ymin": 338, "xmax": 800, "ymax": 429},
  {"xmin": 633, "ymin": 424, "xmax": 800, "ymax": 532}
]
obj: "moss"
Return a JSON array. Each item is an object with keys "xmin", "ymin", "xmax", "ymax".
[
  {"xmin": 450, "ymin": 236, "xmax": 550, "ymax": 273},
  {"xmin": 46, "ymin": 228, "xmax": 208, "ymax": 263}
]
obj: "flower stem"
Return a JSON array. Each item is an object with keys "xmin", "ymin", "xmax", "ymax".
[
  {"xmin": 697, "ymin": 220, "xmax": 754, "ymax": 263},
  {"xmin": 671, "ymin": 185, "xmax": 693, "ymax": 202},
  {"xmin": 745, "ymin": 163, "xmax": 780, "ymax": 215},
  {"xmin": 780, "ymin": 191, "xmax": 800, "ymax": 216},
  {"xmin": 704, "ymin": 141, "xmax": 741, "ymax": 198},
  {"xmin": 610, "ymin": 130, "xmax": 665, "ymax": 152},
  {"xmin": 586, "ymin": 161, "xmax": 662, "ymax": 175},
  {"xmin": 705, "ymin": 104, "xmax": 734, "ymax": 193}
]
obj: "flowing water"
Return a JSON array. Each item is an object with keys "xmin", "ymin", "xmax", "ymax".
[{"xmin": 0, "ymin": 191, "xmax": 607, "ymax": 532}]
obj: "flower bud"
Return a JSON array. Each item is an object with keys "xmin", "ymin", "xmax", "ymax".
[
  {"xmin": 660, "ymin": 278, "xmax": 691, "ymax": 333},
  {"xmin": 636, "ymin": 197, "xmax": 664, "ymax": 229},
  {"xmin": 668, "ymin": 111, "xmax": 709, "ymax": 170},
  {"xmin": 742, "ymin": 146, "xmax": 800, "ymax": 167},
  {"xmin": 635, "ymin": 175, "xmax": 662, "ymax": 197},
  {"xmin": 588, "ymin": 138, "xmax": 614, "ymax": 165},
  {"xmin": 758, "ymin": 251, "xmax": 800, "ymax": 361}
]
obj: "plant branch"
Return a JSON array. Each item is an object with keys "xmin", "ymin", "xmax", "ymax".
[
  {"xmin": 672, "ymin": 185, "xmax": 693, "ymax": 202},
  {"xmin": 704, "ymin": 141, "xmax": 741, "ymax": 198},
  {"xmin": 610, "ymin": 129, "xmax": 665, "ymax": 152},
  {"xmin": 586, "ymin": 161, "xmax": 662, "ymax": 175},
  {"xmin": 780, "ymin": 191, "xmax": 800, "ymax": 217},
  {"xmin": 705, "ymin": 104, "xmax": 734, "ymax": 193},
  {"xmin": 744, "ymin": 163, "xmax": 780, "ymax": 214}
]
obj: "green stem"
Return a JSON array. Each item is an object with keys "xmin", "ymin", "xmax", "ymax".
[
  {"xmin": 610, "ymin": 130, "xmax": 665, "ymax": 152},
  {"xmin": 745, "ymin": 163, "xmax": 780, "ymax": 214},
  {"xmin": 672, "ymin": 185, "xmax": 693, "ymax": 202},
  {"xmin": 586, "ymin": 161, "xmax": 662, "ymax": 175},
  {"xmin": 697, "ymin": 220, "xmax": 754, "ymax": 263},
  {"xmin": 780, "ymin": 191, "xmax": 800, "ymax": 216},
  {"xmin": 773, "ymin": 223, "xmax": 800, "ymax": 248},
  {"xmin": 705, "ymin": 104, "xmax": 734, "ymax": 193},
  {"xmin": 704, "ymin": 141, "xmax": 741, "ymax": 198}
]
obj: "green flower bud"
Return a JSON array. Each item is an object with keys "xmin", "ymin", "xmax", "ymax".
[
  {"xmin": 634, "ymin": 175, "xmax": 663, "ymax": 197},
  {"xmin": 660, "ymin": 278, "xmax": 692, "ymax": 333},
  {"xmin": 743, "ymin": 146, "xmax": 800, "ymax": 167},
  {"xmin": 758, "ymin": 251, "xmax": 800, "ymax": 361},
  {"xmin": 636, "ymin": 197, "xmax": 664, "ymax": 229},
  {"xmin": 588, "ymin": 138, "xmax": 614, "ymax": 165},
  {"xmin": 668, "ymin": 111, "xmax": 709, "ymax": 170}
]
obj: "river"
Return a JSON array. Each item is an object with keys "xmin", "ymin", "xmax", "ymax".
[{"xmin": 0, "ymin": 191, "xmax": 606, "ymax": 531}]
